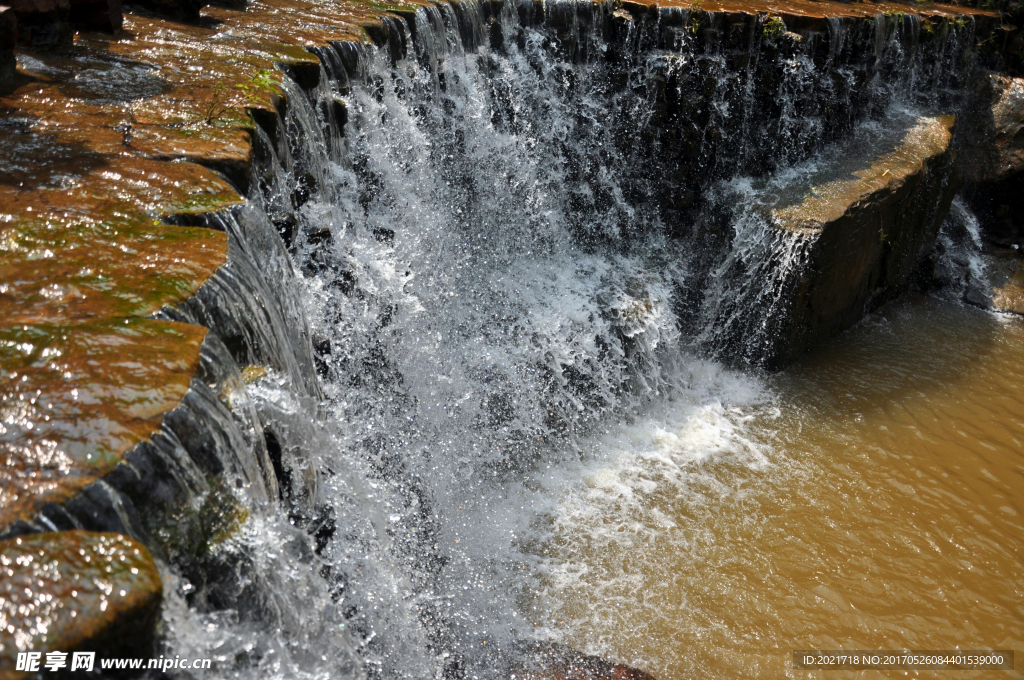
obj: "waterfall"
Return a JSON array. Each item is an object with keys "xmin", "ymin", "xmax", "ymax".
[
  {"xmin": 932, "ymin": 197, "xmax": 991, "ymax": 306},
  {"xmin": 142, "ymin": 1, "xmax": 989, "ymax": 677}
]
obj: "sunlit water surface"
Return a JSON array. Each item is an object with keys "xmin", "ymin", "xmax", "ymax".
[{"xmin": 530, "ymin": 296, "xmax": 1024, "ymax": 679}]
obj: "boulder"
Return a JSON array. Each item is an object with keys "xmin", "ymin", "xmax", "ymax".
[
  {"xmin": 0, "ymin": 531, "xmax": 162, "ymax": 674},
  {"xmin": 959, "ymin": 72, "xmax": 1024, "ymax": 248},
  {"xmin": 732, "ymin": 114, "xmax": 961, "ymax": 367},
  {"xmin": 8, "ymin": 0, "xmax": 70, "ymax": 49},
  {"xmin": 989, "ymin": 251, "xmax": 1024, "ymax": 314},
  {"xmin": 960, "ymin": 72, "xmax": 1024, "ymax": 184}
]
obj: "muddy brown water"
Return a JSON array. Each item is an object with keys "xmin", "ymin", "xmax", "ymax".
[{"xmin": 534, "ymin": 294, "xmax": 1023, "ymax": 679}]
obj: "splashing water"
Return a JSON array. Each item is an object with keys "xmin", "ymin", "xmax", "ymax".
[
  {"xmin": 153, "ymin": 2, "xmax": 996, "ymax": 677},
  {"xmin": 932, "ymin": 196, "xmax": 991, "ymax": 306}
]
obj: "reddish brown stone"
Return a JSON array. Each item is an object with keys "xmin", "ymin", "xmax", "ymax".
[
  {"xmin": 129, "ymin": 124, "xmax": 253, "ymax": 191},
  {"xmin": 0, "ymin": 207, "xmax": 229, "ymax": 325},
  {"xmin": 623, "ymin": 0, "xmax": 997, "ymax": 21},
  {"xmin": 0, "ymin": 531, "xmax": 162, "ymax": 673},
  {"xmin": 0, "ymin": 319, "xmax": 208, "ymax": 530}
]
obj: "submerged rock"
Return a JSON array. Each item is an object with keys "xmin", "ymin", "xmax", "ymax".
[
  {"xmin": 0, "ymin": 531, "xmax": 162, "ymax": 672},
  {"xmin": 513, "ymin": 643, "xmax": 656, "ymax": 680}
]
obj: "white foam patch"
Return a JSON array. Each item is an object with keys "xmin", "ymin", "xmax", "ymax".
[{"xmin": 476, "ymin": 358, "xmax": 774, "ymax": 640}]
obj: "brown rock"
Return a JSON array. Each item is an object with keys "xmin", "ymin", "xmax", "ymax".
[
  {"xmin": 129, "ymin": 124, "xmax": 253, "ymax": 192},
  {"xmin": 0, "ymin": 531, "xmax": 162, "ymax": 673},
  {"xmin": 0, "ymin": 209, "xmax": 228, "ymax": 325},
  {"xmin": 0, "ymin": 319, "xmax": 207, "ymax": 531},
  {"xmin": 761, "ymin": 115, "xmax": 960, "ymax": 367},
  {"xmin": 8, "ymin": 0, "xmax": 70, "ymax": 49},
  {"xmin": 989, "ymin": 252, "xmax": 1024, "ymax": 314}
]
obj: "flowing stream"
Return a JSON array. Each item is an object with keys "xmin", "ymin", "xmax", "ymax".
[{"xmin": 150, "ymin": 2, "xmax": 1023, "ymax": 678}]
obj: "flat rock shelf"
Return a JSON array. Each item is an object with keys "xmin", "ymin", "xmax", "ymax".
[
  {"xmin": 0, "ymin": 532, "xmax": 162, "ymax": 678},
  {"xmin": 769, "ymin": 114, "xmax": 959, "ymax": 365}
]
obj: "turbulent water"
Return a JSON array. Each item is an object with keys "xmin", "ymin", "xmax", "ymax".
[{"xmin": 151, "ymin": 2, "xmax": 1022, "ymax": 678}]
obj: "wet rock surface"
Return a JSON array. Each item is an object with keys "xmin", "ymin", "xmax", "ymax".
[
  {"xmin": 513, "ymin": 643, "xmax": 657, "ymax": 680},
  {"xmin": 759, "ymin": 115, "xmax": 958, "ymax": 366},
  {"xmin": 0, "ymin": 531, "xmax": 162, "ymax": 672},
  {"xmin": 0, "ymin": 319, "xmax": 207, "ymax": 531},
  {"xmin": 962, "ymin": 72, "xmax": 1024, "ymax": 184},
  {"xmin": 960, "ymin": 73, "xmax": 1024, "ymax": 249}
]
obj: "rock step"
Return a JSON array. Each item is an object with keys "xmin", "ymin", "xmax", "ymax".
[
  {"xmin": 625, "ymin": 0, "xmax": 996, "ymax": 20},
  {"xmin": 0, "ymin": 531, "xmax": 162, "ymax": 677},
  {"xmin": 0, "ymin": 319, "xmax": 207, "ymax": 530},
  {"xmin": 770, "ymin": 113, "xmax": 959, "ymax": 365}
]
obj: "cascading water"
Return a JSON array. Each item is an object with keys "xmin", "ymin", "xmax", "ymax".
[
  {"xmin": 149, "ymin": 1, "xmax": 997, "ymax": 677},
  {"xmin": 932, "ymin": 196, "xmax": 991, "ymax": 306}
]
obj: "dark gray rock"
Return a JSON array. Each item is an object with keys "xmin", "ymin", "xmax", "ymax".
[
  {"xmin": 961, "ymin": 72, "xmax": 1024, "ymax": 184},
  {"xmin": 69, "ymin": 0, "xmax": 121, "ymax": 32}
]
